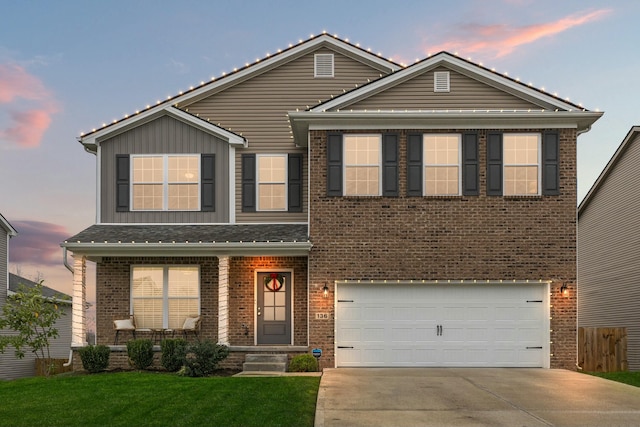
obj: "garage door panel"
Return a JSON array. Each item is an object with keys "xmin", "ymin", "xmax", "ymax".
[{"xmin": 336, "ymin": 283, "xmax": 548, "ymax": 368}]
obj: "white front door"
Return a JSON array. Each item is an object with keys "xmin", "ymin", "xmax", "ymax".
[{"xmin": 335, "ymin": 282, "xmax": 549, "ymax": 367}]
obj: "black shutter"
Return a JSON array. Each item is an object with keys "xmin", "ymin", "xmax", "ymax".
[
  {"xmin": 288, "ymin": 153, "xmax": 303, "ymax": 212},
  {"xmin": 382, "ymin": 133, "xmax": 399, "ymax": 197},
  {"xmin": 407, "ymin": 133, "xmax": 423, "ymax": 196},
  {"xmin": 542, "ymin": 131, "xmax": 560, "ymax": 195},
  {"xmin": 486, "ymin": 132, "xmax": 503, "ymax": 196},
  {"xmin": 116, "ymin": 155, "xmax": 129, "ymax": 212},
  {"xmin": 201, "ymin": 154, "xmax": 215, "ymax": 211},
  {"xmin": 327, "ymin": 132, "xmax": 343, "ymax": 196},
  {"xmin": 462, "ymin": 132, "xmax": 479, "ymax": 196},
  {"xmin": 241, "ymin": 154, "xmax": 256, "ymax": 212}
]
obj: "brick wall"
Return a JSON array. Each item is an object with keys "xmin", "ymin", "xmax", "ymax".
[{"xmin": 308, "ymin": 129, "xmax": 577, "ymax": 369}]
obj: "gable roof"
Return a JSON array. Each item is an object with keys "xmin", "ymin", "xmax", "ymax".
[
  {"xmin": 77, "ymin": 33, "xmax": 401, "ymax": 152},
  {"xmin": 578, "ymin": 125, "xmax": 640, "ymax": 215},
  {"xmin": 9, "ymin": 273, "xmax": 71, "ymax": 302},
  {"xmin": 0, "ymin": 213, "xmax": 17, "ymax": 237},
  {"xmin": 289, "ymin": 51, "xmax": 602, "ymax": 144}
]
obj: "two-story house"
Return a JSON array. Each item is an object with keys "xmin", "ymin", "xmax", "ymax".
[{"xmin": 62, "ymin": 33, "xmax": 601, "ymax": 370}]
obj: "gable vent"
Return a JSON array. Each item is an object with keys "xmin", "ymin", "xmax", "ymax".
[
  {"xmin": 434, "ymin": 71, "xmax": 450, "ymax": 92},
  {"xmin": 315, "ymin": 53, "xmax": 334, "ymax": 78}
]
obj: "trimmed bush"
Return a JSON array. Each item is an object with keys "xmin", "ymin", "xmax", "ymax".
[
  {"xmin": 161, "ymin": 338, "xmax": 187, "ymax": 372},
  {"xmin": 180, "ymin": 340, "xmax": 229, "ymax": 377},
  {"xmin": 288, "ymin": 354, "xmax": 318, "ymax": 372},
  {"xmin": 78, "ymin": 345, "xmax": 110, "ymax": 373},
  {"xmin": 126, "ymin": 339, "xmax": 154, "ymax": 370}
]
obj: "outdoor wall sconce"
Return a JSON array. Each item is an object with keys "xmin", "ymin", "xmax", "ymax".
[
  {"xmin": 560, "ymin": 283, "xmax": 568, "ymax": 296},
  {"xmin": 323, "ymin": 283, "xmax": 329, "ymax": 298}
]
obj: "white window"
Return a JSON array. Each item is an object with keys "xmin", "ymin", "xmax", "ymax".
[
  {"xmin": 424, "ymin": 134, "xmax": 461, "ymax": 196},
  {"xmin": 132, "ymin": 154, "xmax": 199, "ymax": 211},
  {"xmin": 257, "ymin": 154, "xmax": 287, "ymax": 211},
  {"xmin": 131, "ymin": 266, "xmax": 200, "ymax": 329},
  {"xmin": 344, "ymin": 134, "xmax": 381, "ymax": 196},
  {"xmin": 314, "ymin": 53, "xmax": 334, "ymax": 77},
  {"xmin": 504, "ymin": 134, "xmax": 541, "ymax": 196}
]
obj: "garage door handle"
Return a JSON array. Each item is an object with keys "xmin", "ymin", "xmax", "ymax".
[
  {"xmin": 338, "ymin": 346, "xmax": 354, "ymax": 349},
  {"xmin": 338, "ymin": 299, "xmax": 354, "ymax": 303},
  {"xmin": 527, "ymin": 300, "xmax": 543, "ymax": 303},
  {"xmin": 526, "ymin": 346, "xmax": 543, "ymax": 349},
  {"xmin": 437, "ymin": 325, "xmax": 443, "ymax": 336}
]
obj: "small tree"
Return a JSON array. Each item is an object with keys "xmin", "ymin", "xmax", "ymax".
[{"xmin": 0, "ymin": 281, "xmax": 69, "ymax": 377}]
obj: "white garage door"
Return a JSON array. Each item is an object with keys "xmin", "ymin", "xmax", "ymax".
[{"xmin": 335, "ymin": 282, "xmax": 549, "ymax": 368}]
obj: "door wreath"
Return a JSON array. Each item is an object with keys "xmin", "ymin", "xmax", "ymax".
[{"xmin": 264, "ymin": 273, "xmax": 285, "ymax": 291}]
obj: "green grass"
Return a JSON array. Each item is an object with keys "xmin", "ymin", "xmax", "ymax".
[
  {"xmin": 587, "ymin": 371, "xmax": 640, "ymax": 388},
  {"xmin": 0, "ymin": 372, "xmax": 320, "ymax": 427}
]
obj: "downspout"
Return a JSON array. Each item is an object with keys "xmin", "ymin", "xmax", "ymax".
[{"xmin": 62, "ymin": 246, "xmax": 74, "ymax": 367}]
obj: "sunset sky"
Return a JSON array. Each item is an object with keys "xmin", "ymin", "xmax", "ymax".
[{"xmin": 1, "ymin": 0, "xmax": 638, "ymax": 301}]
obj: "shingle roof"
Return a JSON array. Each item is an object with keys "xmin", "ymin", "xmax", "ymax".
[
  {"xmin": 64, "ymin": 223, "xmax": 309, "ymax": 244},
  {"xmin": 9, "ymin": 273, "xmax": 71, "ymax": 300}
]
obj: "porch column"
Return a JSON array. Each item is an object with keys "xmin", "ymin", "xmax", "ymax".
[
  {"xmin": 71, "ymin": 254, "xmax": 87, "ymax": 346},
  {"xmin": 217, "ymin": 256, "xmax": 229, "ymax": 345}
]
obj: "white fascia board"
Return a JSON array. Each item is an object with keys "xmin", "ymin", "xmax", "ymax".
[
  {"xmin": 313, "ymin": 53, "xmax": 582, "ymax": 113},
  {"xmin": 290, "ymin": 110, "xmax": 603, "ymax": 145},
  {"xmin": 0, "ymin": 213, "xmax": 17, "ymax": 237},
  {"xmin": 60, "ymin": 242, "xmax": 312, "ymax": 258},
  {"xmin": 579, "ymin": 125, "xmax": 640, "ymax": 214}
]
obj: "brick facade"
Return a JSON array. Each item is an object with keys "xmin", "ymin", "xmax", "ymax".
[{"xmin": 308, "ymin": 129, "xmax": 578, "ymax": 369}]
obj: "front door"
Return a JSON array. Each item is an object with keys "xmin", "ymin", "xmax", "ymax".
[{"xmin": 256, "ymin": 271, "xmax": 292, "ymax": 345}]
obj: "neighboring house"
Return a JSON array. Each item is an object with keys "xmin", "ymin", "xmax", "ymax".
[
  {"xmin": 578, "ymin": 126, "xmax": 640, "ymax": 371},
  {"xmin": 0, "ymin": 214, "xmax": 72, "ymax": 380},
  {"xmin": 62, "ymin": 33, "xmax": 602, "ymax": 370}
]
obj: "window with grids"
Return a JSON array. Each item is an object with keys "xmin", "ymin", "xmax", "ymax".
[
  {"xmin": 132, "ymin": 155, "xmax": 199, "ymax": 211},
  {"xmin": 131, "ymin": 266, "xmax": 200, "ymax": 329},
  {"xmin": 424, "ymin": 134, "xmax": 461, "ymax": 195},
  {"xmin": 504, "ymin": 134, "xmax": 540, "ymax": 196},
  {"xmin": 344, "ymin": 134, "xmax": 381, "ymax": 196},
  {"xmin": 258, "ymin": 155, "xmax": 286, "ymax": 210}
]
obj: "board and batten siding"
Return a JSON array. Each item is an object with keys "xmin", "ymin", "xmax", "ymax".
[
  {"xmin": 348, "ymin": 66, "xmax": 540, "ymax": 111},
  {"xmin": 185, "ymin": 47, "xmax": 390, "ymax": 223},
  {"xmin": 100, "ymin": 114, "xmax": 230, "ymax": 223},
  {"xmin": 578, "ymin": 132, "xmax": 640, "ymax": 371}
]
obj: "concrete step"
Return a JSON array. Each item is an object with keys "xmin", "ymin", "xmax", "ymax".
[{"xmin": 242, "ymin": 354, "xmax": 288, "ymax": 372}]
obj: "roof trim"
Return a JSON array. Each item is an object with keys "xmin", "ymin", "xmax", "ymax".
[
  {"xmin": 312, "ymin": 52, "xmax": 588, "ymax": 113},
  {"xmin": 80, "ymin": 106, "xmax": 247, "ymax": 153},
  {"xmin": 0, "ymin": 213, "xmax": 17, "ymax": 237},
  {"xmin": 289, "ymin": 110, "xmax": 603, "ymax": 146},
  {"xmin": 77, "ymin": 33, "xmax": 401, "ymax": 145},
  {"xmin": 578, "ymin": 125, "xmax": 640, "ymax": 215}
]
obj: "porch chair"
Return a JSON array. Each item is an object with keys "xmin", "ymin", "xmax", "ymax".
[
  {"xmin": 173, "ymin": 315, "xmax": 201, "ymax": 340},
  {"xmin": 113, "ymin": 316, "xmax": 137, "ymax": 345}
]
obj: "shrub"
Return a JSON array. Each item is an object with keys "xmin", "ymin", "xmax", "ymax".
[
  {"xmin": 126, "ymin": 339, "xmax": 154, "ymax": 370},
  {"xmin": 180, "ymin": 340, "xmax": 229, "ymax": 377},
  {"xmin": 161, "ymin": 338, "xmax": 187, "ymax": 372},
  {"xmin": 288, "ymin": 354, "xmax": 318, "ymax": 372},
  {"xmin": 78, "ymin": 345, "xmax": 110, "ymax": 373}
]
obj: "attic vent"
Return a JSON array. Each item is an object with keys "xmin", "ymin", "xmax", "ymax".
[
  {"xmin": 315, "ymin": 53, "xmax": 334, "ymax": 78},
  {"xmin": 434, "ymin": 71, "xmax": 450, "ymax": 92}
]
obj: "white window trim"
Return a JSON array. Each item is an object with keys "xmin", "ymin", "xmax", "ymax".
[
  {"xmin": 503, "ymin": 133, "xmax": 542, "ymax": 196},
  {"xmin": 423, "ymin": 134, "xmax": 462, "ymax": 196},
  {"xmin": 256, "ymin": 154, "xmax": 288, "ymax": 212},
  {"xmin": 343, "ymin": 134, "xmax": 382, "ymax": 196},
  {"xmin": 130, "ymin": 265, "xmax": 201, "ymax": 330},
  {"xmin": 130, "ymin": 154, "xmax": 201, "ymax": 211}
]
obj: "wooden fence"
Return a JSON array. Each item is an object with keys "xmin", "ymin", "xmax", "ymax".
[{"xmin": 578, "ymin": 327, "xmax": 628, "ymax": 372}]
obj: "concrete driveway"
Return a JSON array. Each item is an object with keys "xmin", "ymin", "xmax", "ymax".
[{"xmin": 315, "ymin": 368, "xmax": 640, "ymax": 427}]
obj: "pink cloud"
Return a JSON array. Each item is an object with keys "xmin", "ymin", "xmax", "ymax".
[
  {"xmin": 0, "ymin": 64, "xmax": 59, "ymax": 148},
  {"xmin": 427, "ymin": 9, "xmax": 612, "ymax": 59},
  {"xmin": 9, "ymin": 220, "xmax": 70, "ymax": 266}
]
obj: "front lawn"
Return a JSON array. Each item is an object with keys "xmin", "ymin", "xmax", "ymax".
[
  {"xmin": 587, "ymin": 371, "xmax": 640, "ymax": 388},
  {"xmin": 0, "ymin": 372, "xmax": 320, "ymax": 427}
]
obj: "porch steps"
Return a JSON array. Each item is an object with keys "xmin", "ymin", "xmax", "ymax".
[{"xmin": 242, "ymin": 354, "xmax": 288, "ymax": 373}]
